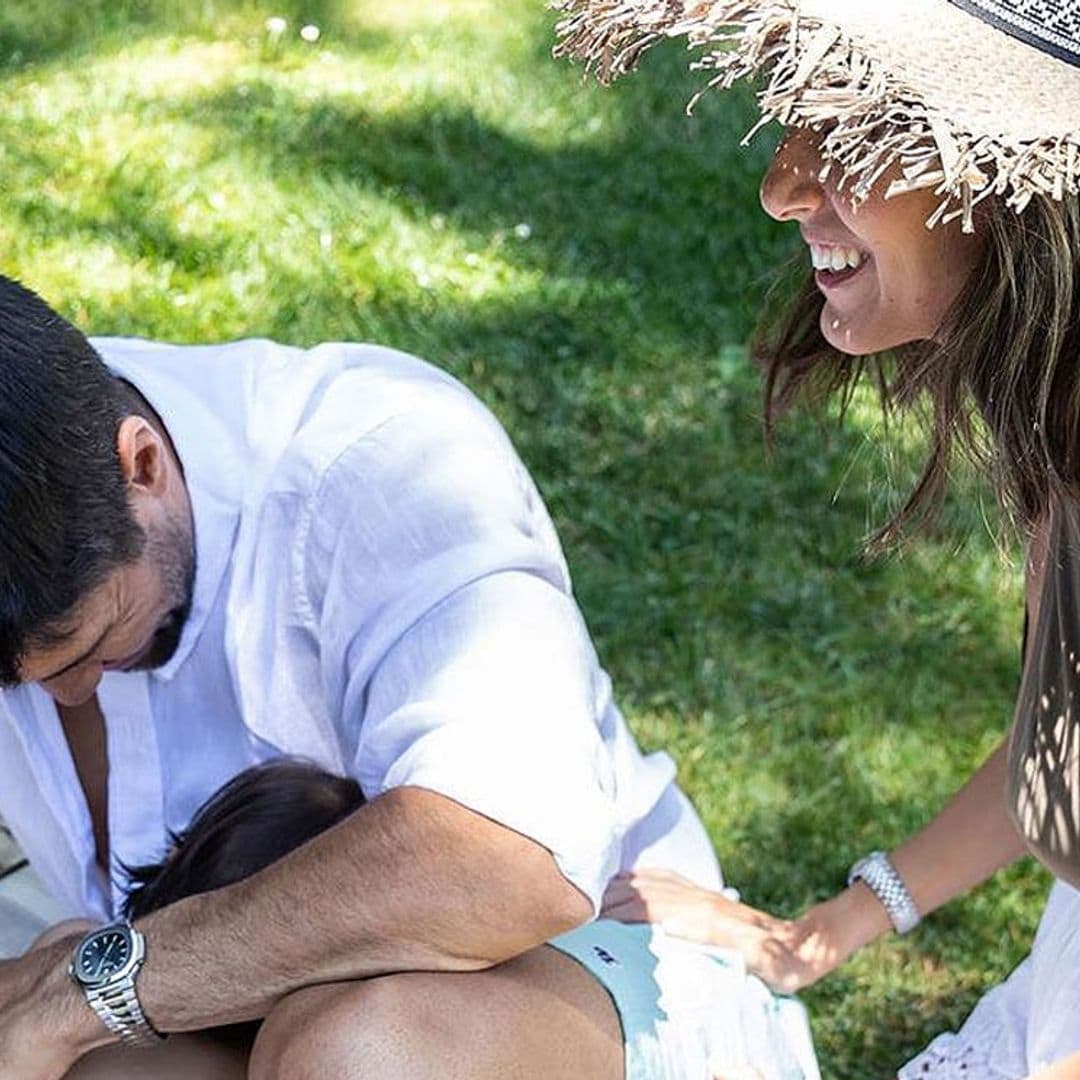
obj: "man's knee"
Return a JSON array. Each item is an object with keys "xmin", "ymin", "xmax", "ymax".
[
  {"xmin": 249, "ymin": 974, "xmax": 448, "ymax": 1080},
  {"xmin": 248, "ymin": 949, "xmax": 622, "ymax": 1080}
]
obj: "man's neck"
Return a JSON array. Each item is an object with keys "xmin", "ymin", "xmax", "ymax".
[{"xmin": 56, "ymin": 696, "xmax": 109, "ymax": 874}]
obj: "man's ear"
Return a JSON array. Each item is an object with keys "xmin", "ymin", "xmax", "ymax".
[{"xmin": 116, "ymin": 415, "xmax": 168, "ymax": 495}]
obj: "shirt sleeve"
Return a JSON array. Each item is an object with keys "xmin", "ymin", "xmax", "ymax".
[
  {"xmin": 353, "ymin": 570, "xmax": 622, "ymax": 910},
  {"xmin": 299, "ymin": 392, "xmax": 623, "ymax": 910}
]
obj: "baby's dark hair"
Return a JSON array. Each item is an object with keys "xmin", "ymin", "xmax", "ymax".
[
  {"xmin": 123, "ymin": 759, "xmax": 365, "ymax": 920},
  {"xmin": 121, "ymin": 759, "xmax": 364, "ymax": 1049}
]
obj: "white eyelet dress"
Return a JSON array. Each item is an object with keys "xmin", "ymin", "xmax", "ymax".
[{"xmin": 899, "ymin": 880, "xmax": 1080, "ymax": 1079}]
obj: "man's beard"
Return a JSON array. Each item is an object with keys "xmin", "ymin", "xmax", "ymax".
[{"xmin": 132, "ymin": 512, "xmax": 196, "ymax": 671}]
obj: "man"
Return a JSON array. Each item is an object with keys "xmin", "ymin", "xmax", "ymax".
[{"xmin": 0, "ymin": 277, "xmax": 804, "ymax": 1079}]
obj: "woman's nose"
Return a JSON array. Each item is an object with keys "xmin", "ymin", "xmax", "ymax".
[{"xmin": 760, "ymin": 129, "xmax": 827, "ymax": 223}]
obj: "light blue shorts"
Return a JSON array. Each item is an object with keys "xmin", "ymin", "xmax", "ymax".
[{"xmin": 550, "ymin": 919, "xmax": 820, "ymax": 1080}]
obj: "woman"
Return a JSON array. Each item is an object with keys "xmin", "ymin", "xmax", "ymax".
[{"xmin": 556, "ymin": 2, "xmax": 1080, "ymax": 1077}]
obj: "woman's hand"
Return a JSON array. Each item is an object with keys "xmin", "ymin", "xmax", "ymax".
[
  {"xmin": 601, "ymin": 869, "xmax": 808, "ymax": 991},
  {"xmin": 777, "ymin": 887, "xmax": 888, "ymax": 991},
  {"xmin": 601, "ymin": 870, "xmax": 888, "ymax": 993}
]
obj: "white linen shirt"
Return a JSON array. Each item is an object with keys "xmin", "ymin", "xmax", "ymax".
[{"xmin": 0, "ymin": 338, "xmax": 720, "ymax": 921}]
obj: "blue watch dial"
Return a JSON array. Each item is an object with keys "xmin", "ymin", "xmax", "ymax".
[{"xmin": 78, "ymin": 929, "xmax": 132, "ymax": 981}]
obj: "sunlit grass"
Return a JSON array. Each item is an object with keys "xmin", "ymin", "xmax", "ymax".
[{"xmin": 0, "ymin": 3, "xmax": 1046, "ymax": 1075}]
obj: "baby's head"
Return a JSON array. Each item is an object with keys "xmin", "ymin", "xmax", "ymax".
[{"xmin": 124, "ymin": 759, "xmax": 365, "ymax": 919}]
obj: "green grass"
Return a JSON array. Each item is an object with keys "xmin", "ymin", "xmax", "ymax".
[{"xmin": 0, "ymin": 3, "xmax": 1048, "ymax": 1074}]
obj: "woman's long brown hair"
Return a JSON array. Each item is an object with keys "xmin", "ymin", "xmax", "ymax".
[{"xmin": 754, "ymin": 194, "xmax": 1080, "ymax": 548}]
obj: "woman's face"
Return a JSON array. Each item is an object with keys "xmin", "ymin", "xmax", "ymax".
[{"xmin": 759, "ymin": 129, "xmax": 985, "ymax": 355}]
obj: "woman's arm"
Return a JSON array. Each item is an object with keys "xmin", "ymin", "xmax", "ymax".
[
  {"xmin": 605, "ymin": 740, "xmax": 1028, "ymax": 991},
  {"xmin": 891, "ymin": 738, "xmax": 1027, "ymax": 912},
  {"xmin": 794, "ymin": 518, "xmax": 1045, "ymax": 989},
  {"xmin": 792, "ymin": 524, "xmax": 1048, "ymax": 988},
  {"xmin": 786, "ymin": 737, "xmax": 1028, "ymax": 989},
  {"xmin": 610, "ymin": 532, "xmax": 1046, "ymax": 992}
]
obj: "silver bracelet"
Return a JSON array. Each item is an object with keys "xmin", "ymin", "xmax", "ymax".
[{"xmin": 847, "ymin": 851, "xmax": 920, "ymax": 935}]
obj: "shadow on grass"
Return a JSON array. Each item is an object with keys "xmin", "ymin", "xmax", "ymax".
[
  {"xmin": 148, "ymin": 76, "xmax": 785, "ymax": 345},
  {"xmin": 0, "ymin": 83, "xmax": 1021, "ymax": 727},
  {"xmin": 3, "ymin": 167, "xmax": 232, "ymax": 277}
]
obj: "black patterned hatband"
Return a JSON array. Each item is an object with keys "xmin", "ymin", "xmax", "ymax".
[{"xmin": 949, "ymin": 0, "xmax": 1080, "ymax": 67}]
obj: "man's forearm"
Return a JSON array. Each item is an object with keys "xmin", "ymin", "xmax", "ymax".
[{"xmin": 132, "ymin": 786, "xmax": 590, "ymax": 1032}]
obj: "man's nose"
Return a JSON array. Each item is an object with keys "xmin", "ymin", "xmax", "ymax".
[
  {"xmin": 760, "ymin": 129, "xmax": 827, "ymax": 223},
  {"xmin": 45, "ymin": 665, "xmax": 103, "ymax": 707}
]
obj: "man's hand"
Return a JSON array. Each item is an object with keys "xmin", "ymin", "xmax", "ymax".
[{"xmin": 0, "ymin": 935, "xmax": 114, "ymax": 1079}]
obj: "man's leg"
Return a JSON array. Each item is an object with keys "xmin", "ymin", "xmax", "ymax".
[
  {"xmin": 64, "ymin": 1036, "xmax": 247, "ymax": 1079},
  {"xmin": 249, "ymin": 944, "xmax": 624, "ymax": 1080}
]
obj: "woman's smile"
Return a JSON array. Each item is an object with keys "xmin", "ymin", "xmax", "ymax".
[
  {"xmin": 760, "ymin": 129, "xmax": 984, "ymax": 355},
  {"xmin": 806, "ymin": 238, "xmax": 870, "ymax": 292}
]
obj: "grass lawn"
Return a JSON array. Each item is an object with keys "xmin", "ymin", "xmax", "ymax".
[{"xmin": 0, "ymin": 2, "xmax": 1047, "ymax": 1074}]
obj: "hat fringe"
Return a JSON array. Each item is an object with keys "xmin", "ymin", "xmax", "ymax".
[{"xmin": 552, "ymin": 0, "xmax": 1080, "ymax": 230}]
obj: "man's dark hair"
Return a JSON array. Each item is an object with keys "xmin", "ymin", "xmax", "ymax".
[
  {"xmin": 123, "ymin": 759, "xmax": 365, "ymax": 919},
  {"xmin": 0, "ymin": 277, "xmax": 146, "ymax": 684}
]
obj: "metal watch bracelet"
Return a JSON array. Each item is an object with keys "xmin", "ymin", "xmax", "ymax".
[
  {"xmin": 847, "ymin": 850, "xmax": 921, "ymax": 935},
  {"xmin": 85, "ymin": 975, "xmax": 163, "ymax": 1048}
]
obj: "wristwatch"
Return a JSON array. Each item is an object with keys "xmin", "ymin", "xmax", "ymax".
[
  {"xmin": 69, "ymin": 922, "xmax": 165, "ymax": 1047},
  {"xmin": 847, "ymin": 850, "xmax": 921, "ymax": 935}
]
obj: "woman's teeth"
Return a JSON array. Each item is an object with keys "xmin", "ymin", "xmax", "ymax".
[{"xmin": 810, "ymin": 244, "xmax": 865, "ymax": 272}]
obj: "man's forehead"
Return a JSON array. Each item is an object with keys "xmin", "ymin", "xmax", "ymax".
[
  {"xmin": 18, "ymin": 591, "xmax": 116, "ymax": 684},
  {"xmin": 20, "ymin": 633, "xmax": 95, "ymax": 684}
]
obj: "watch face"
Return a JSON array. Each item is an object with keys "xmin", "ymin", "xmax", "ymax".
[{"xmin": 76, "ymin": 927, "xmax": 132, "ymax": 985}]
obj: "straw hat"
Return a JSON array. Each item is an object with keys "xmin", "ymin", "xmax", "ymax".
[{"xmin": 552, "ymin": 1, "xmax": 1080, "ymax": 230}]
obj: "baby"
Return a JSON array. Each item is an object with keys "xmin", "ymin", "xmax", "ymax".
[
  {"xmin": 118, "ymin": 759, "xmax": 365, "ymax": 1049},
  {"xmin": 122, "ymin": 760, "xmax": 364, "ymax": 920}
]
